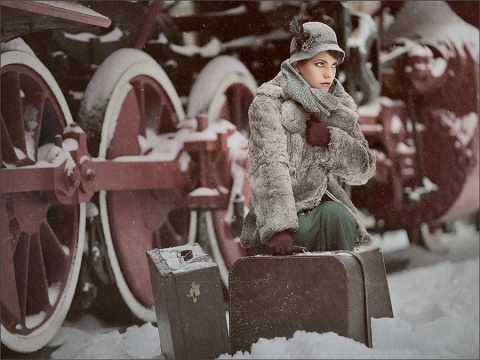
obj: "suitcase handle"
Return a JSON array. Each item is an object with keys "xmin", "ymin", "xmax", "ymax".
[
  {"xmin": 177, "ymin": 249, "xmax": 193, "ymax": 262},
  {"xmin": 292, "ymin": 245, "xmax": 306, "ymax": 253}
]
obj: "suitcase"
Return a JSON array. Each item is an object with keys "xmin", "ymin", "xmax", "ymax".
[
  {"xmin": 147, "ymin": 243, "xmax": 229, "ymax": 359},
  {"xmin": 228, "ymin": 246, "xmax": 393, "ymax": 353}
]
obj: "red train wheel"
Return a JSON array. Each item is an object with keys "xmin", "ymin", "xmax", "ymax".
[
  {"xmin": 1, "ymin": 50, "xmax": 85, "ymax": 353},
  {"xmin": 187, "ymin": 56, "xmax": 257, "ymax": 286},
  {"xmin": 406, "ymin": 223, "xmax": 447, "ymax": 252},
  {"xmin": 80, "ymin": 49, "xmax": 194, "ymax": 322}
]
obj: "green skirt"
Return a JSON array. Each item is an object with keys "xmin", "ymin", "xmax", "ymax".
[
  {"xmin": 293, "ymin": 201, "xmax": 355, "ymax": 251},
  {"xmin": 253, "ymin": 201, "xmax": 355, "ymax": 254}
]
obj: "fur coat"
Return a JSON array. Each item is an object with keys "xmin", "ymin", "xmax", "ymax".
[{"xmin": 240, "ymin": 73, "xmax": 376, "ymax": 249}]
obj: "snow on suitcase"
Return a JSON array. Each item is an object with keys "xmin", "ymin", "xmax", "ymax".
[{"xmin": 228, "ymin": 246, "xmax": 393, "ymax": 353}]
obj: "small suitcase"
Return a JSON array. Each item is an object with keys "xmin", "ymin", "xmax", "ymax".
[
  {"xmin": 228, "ymin": 246, "xmax": 393, "ymax": 353},
  {"xmin": 147, "ymin": 243, "xmax": 229, "ymax": 359}
]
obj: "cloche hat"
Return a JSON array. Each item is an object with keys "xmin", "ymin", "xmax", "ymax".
[{"xmin": 289, "ymin": 20, "xmax": 345, "ymax": 64}]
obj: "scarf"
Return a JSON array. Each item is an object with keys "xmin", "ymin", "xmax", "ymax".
[
  {"xmin": 280, "ymin": 59, "xmax": 345, "ymax": 117},
  {"xmin": 280, "ymin": 60, "xmax": 373, "ymax": 245}
]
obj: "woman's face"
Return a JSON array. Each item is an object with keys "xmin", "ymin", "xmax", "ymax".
[{"xmin": 295, "ymin": 51, "xmax": 339, "ymax": 91}]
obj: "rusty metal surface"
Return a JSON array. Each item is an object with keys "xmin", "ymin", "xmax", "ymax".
[
  {"xmin": 352, "ymin": 1, "xmax": 479, "ymax": 235},
  {"xmin": 229, "ymin": 252, "xmax": 370, "ymax": 352}
]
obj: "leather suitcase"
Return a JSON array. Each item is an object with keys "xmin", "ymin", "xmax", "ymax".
[
  {"xmin": 147, "ymin": 243, "xmax": 229, "ymax": 359},
  {"xmin": 228, "ymin": 246, "xmax": 393, "ymax": 353}
]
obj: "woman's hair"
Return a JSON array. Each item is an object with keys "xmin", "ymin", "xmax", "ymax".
[
  {"xmin": 294, "ymin": 50, "xmax": 344, "ymax": 67},
  {"xmin": 326, "ymin": 51, "xmax": 344, "ymax": 63}
]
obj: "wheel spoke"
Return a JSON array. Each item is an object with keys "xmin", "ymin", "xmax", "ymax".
[
  {"xmin": 40, "ymin": 221, "xmax": 68, "ymax": 284},
  {"xmin": 132, "ymin": 79, "xmax": 147, "ymax": 138},
  {"xmin": 23, "ymin": 86, "xmax": 46, "ymax": 162},
  {"xmin": 159, "ymin": 215, "xmax": 183, "ymax": 248},
  {"xmin": 217, "ymin": 97, "xmax": 230, "ymax": 122},
  {"xmin": 26, "ymin": 234, "xmax": 50, "ymax": 316},
  {"xmin": 107, "ymin": 191, "xmax": 156, "ymax": 306},
  {"xmin": 1, "ymin": 204, "xmax": 21, "ymax": 321},
  {"xmin": 1, "ymin": 113, "xmax": 17, "ymax": 165},
  {"xmin": 13, "ymin": 233, "xmax": 30, "ymax": 324},
  {"xmin": 228, "ymin": 86, "xmax": 242, "ymax": 126},
  {"xmin": 156, "ymin": 93, "xmax": 177, "ymax": 133},
  {"xmin": 107, "ymin": 89, "xmax": 142, "ymax": 158},
  {"xmin": 212, "ymin": 211, "xmax": 245, "ymax": 267},
  {"xmin": 1, "ymin": 70, "xmax": 27, "ymax": 160},
  {"xmin": 237, "ymin": 87, "xmax": 253, "ymax": 132},
  {"xmin": 210, "ymin": 151, "xmax": 230, "ymax": 188}
]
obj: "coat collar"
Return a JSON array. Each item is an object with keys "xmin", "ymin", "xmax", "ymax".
[{"xmin": 256, "ymin": 73, "xmax": 309, "ymax": 134}]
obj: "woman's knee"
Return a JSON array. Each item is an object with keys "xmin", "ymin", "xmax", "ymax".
[
  {"xmin": 322, "ymin": 201, "xmax": 354, "ymax": 226},
  {"xmin": 321, "ymin": 202, "xmax": 355, "ymax": 250}
]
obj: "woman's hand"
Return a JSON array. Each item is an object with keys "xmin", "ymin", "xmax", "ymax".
[
  {"xmin": 306, "ymin": 118, "xmax": 330, "ymax": 147},
  {"xmin": 269, "ymin": 230, "xmax": 295, "ymax": 255}
]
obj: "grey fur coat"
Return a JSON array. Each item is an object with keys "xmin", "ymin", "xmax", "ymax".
[{"xmin": 240, "ymin": 73, "xmax": 376, "ymax": 249}]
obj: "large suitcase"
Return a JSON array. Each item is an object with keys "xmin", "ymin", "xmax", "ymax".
[
  {"xmin": 147, "ymin": 243, "xmax": 229, "ymax": 359},
  {"xmin": 228, "ymin": 246, "xmax": 393, "ymax": 353}
]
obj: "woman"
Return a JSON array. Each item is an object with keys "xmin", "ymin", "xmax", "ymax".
[{"xmin": 240, "ymin": 20, "xmax": 376, "ymax": 255}]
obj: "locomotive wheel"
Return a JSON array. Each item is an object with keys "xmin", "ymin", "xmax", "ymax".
[
  {"xmin": 406, "ymin": 223, "xmax": 447, "ymax": 252},
  {"xmin": 80, "ymin": 49, "xmax": 194, "ymax": 323},
  {"xmin": 187, "ymin": 56, "xmax": 257, "ymax": 286},
  {"xmin": 1, "ymin": 50, "xmax": 85, "ymax": 353}
]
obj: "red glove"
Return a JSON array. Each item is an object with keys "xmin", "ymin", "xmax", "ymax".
[
  {"xmin": 268, "ymin": 230, "xmax": 295, "ymax": 256},
  {"xmin": 306, "ymin": 118, "xmax": 330, "ymax": 147}
]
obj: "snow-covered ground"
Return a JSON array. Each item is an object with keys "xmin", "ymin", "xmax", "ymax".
[{"xmin": 31, "ymin": 219, "xmax": 478, "ymax": 359}]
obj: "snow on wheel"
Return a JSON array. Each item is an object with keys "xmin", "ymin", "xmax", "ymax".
[
  {"xmin": 1, "ymin": 50, "xmax": 85, "ymax": 353},
  {"xmin": 346, "ymin": 13, "xmax": 381, "ymax": 105},
  {"xmin": 187, "ymin": 56, "xmax": 257, "ymax": 286},
  {"xmin": 79, "ymin": 49, "xmax": 195, "ymax": 323}
]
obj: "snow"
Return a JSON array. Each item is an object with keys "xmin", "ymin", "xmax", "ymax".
[
  {"xmin": 188, "ymin": 187, "xmax": 221, "ymax": 197},
  {"xmin": 169, "ymin": 37, "xmax": 223, "ymax": 58},
  {"xmin": 440, "ymin": 112, "xmax": 479, "ymax": 147},
  {"xmin": 148, "ymin": 244, "xmax": 218, "ymax": 275},
  {"xmin": 23, "ymin": 104, "xmax": 39, "ymax": 160},
  {"xmin": 63, "ymin": 26, "xmax": 124, "ymax": 43},
  {"xmin": 347, "ymin": 12, "xmax": 377, "ymax": 54},
  {"xmin": 186, "ymin": 55, "xmax": 256, "ymax": 118},
  {"xmin": 413, "ymin": 49, "xmax": 447, "ymax": 79},
  {"xmin": 358, "ymin": 96, "xmax": 406, "ymax": 118},
  {"xmin": 80, "ymin": 49, "xmax": 149, "ymax": 114},
  {"xmin": 49, "ymin": 323, "xmax": 161, "ymax": 360},
  {"xmin": 45, "ymin": 221, "xmax": 479, "ymax": 359},
  {"xmin": 390, "ymin": 115, "xmax": 403, "ymax": 134},
  {"xmin": 0, "ymin": 38, "xmax": 36, "ymax": 55},
  {"xmin": 24, "ymin": 312, "xmax": 47, "ymax": 331}
]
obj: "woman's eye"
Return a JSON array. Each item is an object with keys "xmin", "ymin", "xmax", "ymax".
[{"xmin": 315, "ymin": 62, "xmax": 325, "ymax": 67}]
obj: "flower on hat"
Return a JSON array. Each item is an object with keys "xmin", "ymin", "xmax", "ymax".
[{"xmin": 290, "ymin": 17, "xmax": 320, "ymax": 53}]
